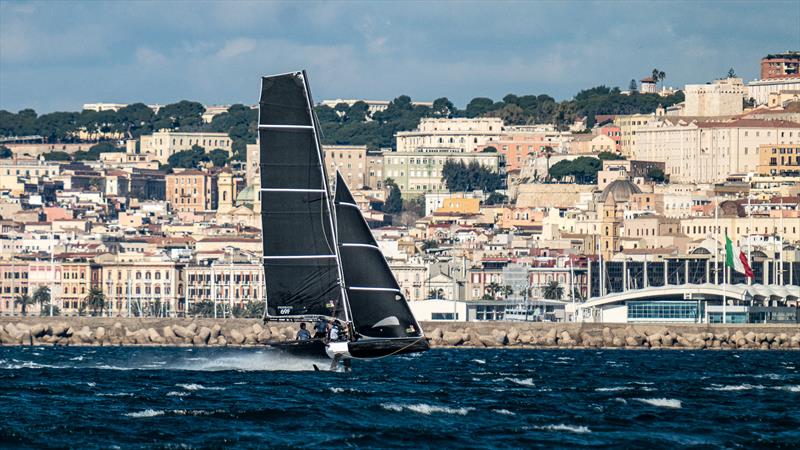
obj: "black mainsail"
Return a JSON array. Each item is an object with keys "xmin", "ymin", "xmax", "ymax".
[
  {"xmin": 258, "ymin": 72, "xmax": 347, "ymax": 320},
  {"xmin": 333, "ymin": 173, "xmax": 425, "ymax": 341},
  {"xmin": 259, "ymin": 70, "xmax": 427, "ymax": 360}
]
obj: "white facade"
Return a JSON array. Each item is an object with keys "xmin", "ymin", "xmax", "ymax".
[
  {"xmin": 747, "ymin": 78, "xmax": 800, "ymax": 105},
  {"xmin": 396, "ymin": 118, "xmax": 504, "ymax": 153},
  {"xmin": 635, "ymin": 119, "xmax": 800, "ymax": 183},
  {"xmin": 683, "ymin": 78, "xmax": 744, "ymax": 116},
  {"xmin": 138, "ymin": 131, "xmax": 232, "ymax": 164}
]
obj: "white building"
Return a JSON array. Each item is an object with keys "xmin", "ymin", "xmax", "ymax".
[
  {"xmin": 747, "ymin": 78, "xmax": 800, "ymax": 105},
  {"xmin": 138, "ymin": 131, "xmax": 232, "ymax": 164},
  {"xmin": 683, "ymin": 78, "xmax": 745, "ymax": 116},
  {"xmin": 396, "ymin": 117, "xmax": 504, "ymax": 153},
  {"xmin": 635, "ymin": 118, "xmax": 800, "ymax": 183}
]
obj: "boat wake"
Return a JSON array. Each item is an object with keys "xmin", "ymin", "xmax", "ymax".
[{"xmin": 0, "ymin": 348, "xmax": 327, "ymax": 372}]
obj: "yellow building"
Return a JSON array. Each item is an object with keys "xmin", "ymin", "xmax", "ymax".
[
  {"xmin": 436, "ymin": 197, "xmax": 481, "ymax": 215},
  {"xmin": 757, "ymin": 144, "xmax": 800, "ymax": 176}
]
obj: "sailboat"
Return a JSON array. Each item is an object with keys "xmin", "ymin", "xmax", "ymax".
[{"xmin": 258, "ymin": 71, "xmax": 429, "ymax": 363}]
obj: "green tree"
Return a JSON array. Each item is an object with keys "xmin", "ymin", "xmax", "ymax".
[
  {"xmin": 74, "ymin": 141, "xmax": 123, "ymax": 161},
  {"xmin": 243, "ymin": 300, "xmax": 265, "ymax": 318},
  {"xmin": 484, "ymin": 192, "xmax": 508, "ymax": 205},
  {"xmin": 42, "ymin": 151, "xmax": 72, "ymax": 161},
  {"xmin": 464, "ymin": 97, "xmax": 496, "ymax": 118},
  {"xmin": 501, "ymin": 285, "xmax": 514, "ymax": 299},
  {"xmin": 208, "ymin": 149, "xmax": 229, "ymax": 167},
  {"xmin": 548, "ymin": 156, "xmax": 602, "ymax": 184},
  {"xmin": 482, "ymin": 145, "xmax": 498, "ymax": 153},
  {"xmin": 189, "ymin": 300, "xmax": 215, "ymax": 317},
  {"xmin": 83, "ymin": 287, "xmax": 106, "ymax": 317},
  {"xmin": 441, "ymin": 160, "xmax": 502, "ymax": 192},
  {"xmin": 543, "ymin": 281, "xmax": 564, "ymax": 300},
  {"xmin": 432, "ymin": 97, "xmax": 455, "ymax": 117},
  {"xmin": 32, "ymin": 286, "xmax": 51, "ymax": 315},
  {"xmin": 167, "ymin": 145, "xmax": 207, "ymax": 169},
  {"xmin": 647, "ymin": 167, "xmax": 667, "ymax": 183},
  {"xmin": 727, "ymin": 67, "xmax": 736, "ymax": 78},
  {"xmin": 384, "ymin": 178, "xmax": 403, "ymax": 214},
  {"xmin": 628, "ymin": 79, "xmax": 638, "ymax": 92},
  {"xmin": 651, "ymin": 68, "xmax": 666, "ymax": 88},
  {"xmin": 598, "ymin": 151, "xmax": 625, "ymax": 161},
  {"xmin": 14, "ymin": 294, "xmax": 35, "ymax": 316},
  {"xmin": 485, "ymin": 282, "xmax": 502, "ymax": 299}
]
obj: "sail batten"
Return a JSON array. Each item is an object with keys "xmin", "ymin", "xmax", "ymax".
[
  {"xmin": 258, "ymin": 72, "xmax": 346, "ymax": 320},
  {"xmin": 333, "ymin": 172, "xmax": 424, "ymax": 339}
]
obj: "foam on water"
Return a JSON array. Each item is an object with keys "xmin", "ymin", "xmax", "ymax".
[
  {"xmin": 704, "ymin": 384, "xmax": 764, "ymax": 391},
  {"xmin": 503, "ymin": 377, "xmax": 535, "ymax": 387},
  {"xmin": 634, "ymin": 398, "xmax": 682, "ymax": 408},
  {"xmin": 381, "ymin": 402, "xmax": 475, "ymax": 415},
  {"xmin": 534, "ymin": 424, "xmax": 592, "ymax": 433},
  {"xmin": 472, "ymin": 359, "xmax": 486, "ymax": 364},
  {"xmin": 492, "ymin": 409, "xmax": 515, "ymax": 415},
  {"xmin": 176, "ymin": 383, "xmax": 225, "ymax": 391},
  {"xmin": 168, "ymin": 350, "xmax": 325, "ymax": 372},
  {"xmin": 595, "ymin": 386, "xmax": 633, "ymax": 392},
  {"xmin": 126, "ymin": 409, "xmax": 164, "ymax": 418}
]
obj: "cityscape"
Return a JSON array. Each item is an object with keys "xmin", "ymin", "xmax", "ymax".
[
  {"xmin": 0, "ymin": 51, "xmax": 798, "ymax": 325},
  {"xmin": 2, "ymin": 1, "xmax": 800, "ymax": 448}
]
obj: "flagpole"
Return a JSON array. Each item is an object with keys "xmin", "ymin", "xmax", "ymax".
[
  {"xmin": 747, "ymin": 194, "xmax": 752, "ymax": 286},
  {"xmin": 714, "ymin": 201, "xmax": 719, "ymax": 285}
]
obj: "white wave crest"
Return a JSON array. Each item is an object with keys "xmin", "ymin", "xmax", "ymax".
[
  {"xmin": 704, "ymin": 384, "xmax": 764, "ymax": 391},
  {"xmin": 634, "ymin": 398, "xmax": 682, "ymax": 408},
  {"xmin": 96, "ymin": 392, "xmax": 133, "ymax": 397},
  {"xmin": 535, "ymin": 424, "xmax": 591, "ymax": 433},
  {"xmin": 381, "ymin": 403, "xmax": 475, "ymax": 416},
  {"xmin": 126, "ymin": 409, "xmax": 164, "ymax": 418},
  {"xmin": 492, "ymin": 409, "xmax": 515, "ymax": 415},
  {"xmin": 500, "ymin": 377, "xmax": 535, "ymax": 387},
  {"xmin": 472, "ymin": 359, "xmax": 486, "ymax": 365},
  {"xmin": 773, "ymin": 385, "xmax": 800, "ymax": 392},
  {"xmin": 595, "ymin": 386, "xmax": 632, "ymax": 392},
  {"xmin": 167, "ymin": 391, "xmax": 189, "ymax": 397},
  {"xmin": 176, "ymin": 383, "xmax": 225, "ymax": 391}
]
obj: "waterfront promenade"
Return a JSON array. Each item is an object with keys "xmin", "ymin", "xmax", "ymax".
[{"xmin": 1, "ymin": 317, "xmax": 799, "ymax": 350}]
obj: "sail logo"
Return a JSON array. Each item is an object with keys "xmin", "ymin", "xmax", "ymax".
[{"xmin": 278, "ymin": 306, "xmax": 292, "ymax": 315}]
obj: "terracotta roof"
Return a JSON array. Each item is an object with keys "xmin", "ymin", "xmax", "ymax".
[{"xmin": 696, "ymin": 119, "xmax": 800, "ymax": 129}]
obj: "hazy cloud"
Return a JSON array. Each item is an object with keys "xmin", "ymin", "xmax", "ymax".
[{"xmin": 0, "ymin": 0, "xmax": 798, "ymax": 112}]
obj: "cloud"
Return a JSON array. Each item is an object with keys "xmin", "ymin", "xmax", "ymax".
[
  {"xmin": 135, "ymin": 47, "xmax": 167, "ymax": 65},
  {"xmin": 1, "ymin": 0, "xmax": 798, "ymax": 112},
  {"xmin": 215, "ymin": 38, "xmax": 257, "ymax": 59}
]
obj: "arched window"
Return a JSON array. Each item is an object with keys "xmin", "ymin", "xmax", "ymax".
[
  {"xmin": 155, "ymin": 272, "xmax": 161, "ymax": 280},
  {"xmin": 145, "ymin": 272, "xmax": 151, "ymax": 280},
  {"xmin": 136, "ymin": 272, "xmax": 141, "ymax": 280}
]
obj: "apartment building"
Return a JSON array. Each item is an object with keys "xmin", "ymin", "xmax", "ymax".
[
  {"xmin": 383, "ymin": 148, "xmax": 500, "ymax": 194},
  {"xmin": 138, "ymin": 131, "xmax": 232, "ymax": 164},
  {"xmin": 757, "ymin": 144, "xmax": 800, "ymax": 176},
  {"xmin": 635, "ymin": 118, "xmax": 800, "ymax": 183},
  {"xmin": 322, "ymin": 145, "xmax": 368, "ymax": 189},
  {"xmin": 166, "ymin": 169, "xmax": 217, "ymax": 213},
  {"xmin": 396, "ymin": 118, "xmax": 504, "ymax": 153}
]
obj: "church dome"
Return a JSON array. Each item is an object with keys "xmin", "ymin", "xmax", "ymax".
[
  {"xmin": 236, "ymin": 185, "xmax": 256, "ymax": 207},
  {"xmin": 599, "ymin": 179, "xmax": 641, "ymax": 203}
]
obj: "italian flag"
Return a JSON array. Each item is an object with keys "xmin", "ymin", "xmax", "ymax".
[{"xmin": 725, "ymin": 235, "xmax": 754, "ymax": 278}]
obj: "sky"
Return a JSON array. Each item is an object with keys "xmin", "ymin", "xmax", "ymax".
[{"xmin": 1, "ymin": 0, "xmax": 799, "ymax": 113}]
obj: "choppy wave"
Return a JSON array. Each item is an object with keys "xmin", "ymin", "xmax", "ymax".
[
  {"xmin": 503, "ymin": 377, "xmax": 535, "ymax": 387},
  {"xmin": 633, "ymin": 398, "xmax": 682, "ymax": 408},
  {"xmin": 176, "ymin": 383, "xmax": 225, "ymax": 391},
  {"xmin": 126, "ymin": 409, "xmax": 164, "ymax": 418},
  {"xmin": 381, "ymin": 403, "xmax": 475, "ymax": 416},
  {"xmin": 492, "ymin": 409, "xmax": 515, "ymax": 415},
  {"xmin": 704, "ymin": 384, "xmax": 764, "ymax": 391},
  {"xmin": 534, "ymin": 424, "xmax": 591, "ymax": 433},
  {"xmin": 595, "ymin": 386, "xmax": 633, "ymax": 392}
]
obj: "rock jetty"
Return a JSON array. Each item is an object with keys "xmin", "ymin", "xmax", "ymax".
[{"xmin": 0, "ymin": 318, "xmax": 798, "ymax": 350}]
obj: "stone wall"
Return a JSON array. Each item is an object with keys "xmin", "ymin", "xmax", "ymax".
[{"xmin": 1, "ymin": 317, "xmax": 799, "ymax": 350}]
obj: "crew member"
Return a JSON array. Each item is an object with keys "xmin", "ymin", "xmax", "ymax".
[
  {"xmin": 296, "ymin": 322, "xmax": 311, "ymax": 341},
  {"xmin": 313, "ymin": 318, "xmax": 327, "ymax": 339}
]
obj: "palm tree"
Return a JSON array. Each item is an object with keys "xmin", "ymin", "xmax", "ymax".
[
  {"xmin": 83, "ymin": 287, "xmax": 106, "ymax": 317},
  {"xmin": 651, "ymin": 68, "xmax": 666, "ymax": 90},
  {"xmin": 544, "ymin": 146, "xmax": 554, "ymax": 181},
  {"xmin": 15, "ymin": 294, "xmax": 35, "ymax": 316},
  {"xmin": 500, "ymin": 285, "xmax": 514, "ymax": 299},
  {"xmin": 543, "ymin": 281, "xmax": 564, "ymax": 300},
  {"xmin": 189, "ymin": 300, "xmax": 215, "ymax": 317},
  {"xmin": 244, "ymin": 300, "xmax": 265, "ymax": 318},
  {"xmin": 32, "ymin": 286, "xmax": 51, "ymax": 316}
]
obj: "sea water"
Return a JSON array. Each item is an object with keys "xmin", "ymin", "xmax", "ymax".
[{"xmin": 1, "ymin": 347, "xmax": 799, "ymax": 448}]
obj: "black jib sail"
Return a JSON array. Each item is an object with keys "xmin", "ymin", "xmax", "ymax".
[
  {"xmin": 259, "ymin": 72, "xmax": 346, "ymax": 319},
  {"xmin": 333, "ymin": 172, "xmax": 424, "ymax": 339}
]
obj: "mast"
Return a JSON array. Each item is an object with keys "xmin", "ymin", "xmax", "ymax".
[{"xmin": 300, "ymin": 72, "xmax": 351, "ymax": 325}]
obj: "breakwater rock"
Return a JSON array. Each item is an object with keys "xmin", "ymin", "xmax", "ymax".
[
  {"xmin": 1, "ymin": 318, "xmax": 799, "ymax": 350},
  {"xmin": 423, "ymin": 322, "xmax": 800, "ymax": 350}
]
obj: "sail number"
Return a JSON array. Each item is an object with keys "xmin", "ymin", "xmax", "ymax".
[{"xmin": 278, "ymin": 307, "xmax": 292, "ymax": 315}]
